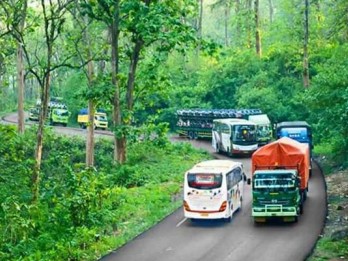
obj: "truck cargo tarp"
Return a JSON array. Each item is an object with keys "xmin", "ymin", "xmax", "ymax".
[{"xmin": 251, "ymin": 137, "xmax": 309, "ymax": 190}]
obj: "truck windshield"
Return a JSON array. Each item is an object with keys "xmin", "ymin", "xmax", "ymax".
[
  {"xmin": 279, "ymin": 127, "xmax": 308, "ymax": 142},
  {"xmin": 54, "ymin": 110, "xmax": 69, "ymax": 116},
  {"xmin": 232, "ymin": 125, "xmax": 257, "ymax": 142},
  {"xmin": 187, "ymin": 173, "xmax": 222, "ymax": 190},
  {"xmin": 253, "ymin": 173, "xmax": 296, "ymax": 191},
  {"xmin": 96, "ymin": 115, "xmax": 107, "ymax": 121},
  {"xmin": 257, "ymin": 125, "xmax": 271, "ymax": 138}
]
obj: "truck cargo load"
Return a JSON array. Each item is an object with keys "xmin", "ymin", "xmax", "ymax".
[{"xmin": 252, "ymin": 137, "xmax": 309, "ymax": 190}]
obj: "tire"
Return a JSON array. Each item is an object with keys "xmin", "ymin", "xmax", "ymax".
[
  {"xmin": 303, "ymin": 190, "xmax": 307, "ymax": 201},
  {"xmin": 224, "ymin": 216, "xmax": 232, "ymax": 223},
  {"xmin": 215, "ymin": 143, "xmax": 219, "ymax": 153},
  {"xmin": 227, "ymin": 147, "xmax": 234, "ymax": 157},
  {"xmin": 188, "ymin": 131, "xmax": 194, "ymax": 140},
  {"xmin": 299, "ymin": 203, "xmax": 304, "ymax": 214}
]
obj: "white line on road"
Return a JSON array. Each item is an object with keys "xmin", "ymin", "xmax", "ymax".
[{"xmin": 176, "ymin": 218, "xmax": 187, "ymax": 227}]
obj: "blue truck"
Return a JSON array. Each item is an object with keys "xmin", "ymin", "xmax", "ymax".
[{"xmin": 276, "ymin": 121, "xmax": 313, "ymax": 176}]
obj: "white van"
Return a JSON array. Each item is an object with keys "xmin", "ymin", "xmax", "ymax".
[{"xmin": 183, "ymin": 160, "xmax": 245, "ymax": 222}]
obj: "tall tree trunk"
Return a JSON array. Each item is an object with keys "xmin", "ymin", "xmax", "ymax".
[
  {"xmin": 32, "ymin": 0, "xmax": 56, "ymax": 203},
  {"xmin": 235, "ymin": 0, "xmax": 241, "ymax": 46},
  {"xmin": 303, "ymin": 0, "xmax": 310, "ymax": 88},
  {"xmin": 84, "ymin": 16, "xmax": 95, "ymax": 167},
  {"xmin": 86, "ymin": 60, "xmax": 95, "ymax": 167},
  {"xmin": 254, "ymin": 0, "xmax": 262, "ymax": 57},
  {"xmin": 16, "ymin": 0, "xmax": 27, "ymax": 134},
  {"xmin": 198, "ymin": 0, "xmax": 203, "ymax": 39},
  {"xmin": 17, "ymin": 43, "xmax": 25, "ymax": 133},
  {"xmin": 268, "ymin": 0, "xmax": 273, "ymax": 24},
  {"xmin": 33, "ymin": 57, "xmax": 51, "ymax": 203},
  {"xmin": 126, "ymin": 38, "xmax": 143, "ymax": 112},
  {"xmin": 224, "ymin": 1, "xmax": 230, "ymax": 47},
  {"xmin": 110, "ymin": 1, "xmax": 125, "ymax": 164},
  {"xmin": 246, "ymin": 0, "xmax": 252, "ymax": 48}
]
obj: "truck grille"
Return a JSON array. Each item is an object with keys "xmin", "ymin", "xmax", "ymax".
[{"xmin": 259, "ymin": 200, "xmax": 290, "ymax": 205}]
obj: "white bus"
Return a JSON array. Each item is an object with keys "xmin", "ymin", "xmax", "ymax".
[
  {"xmin": 212, "ymin": 118, "xmax": 258, "ymax": 156},
  {"xmin": 183, "ymin": 160, "xmax": 245, "ymax": 222}
]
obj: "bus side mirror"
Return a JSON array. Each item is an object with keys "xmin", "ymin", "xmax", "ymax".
[
  {"xmin": 243, "ymin": 173, "xmax": 247, "ymax": 181},
  {"xmin": 247, "ymin": 178, "xmax": 251, "ymax": 185}
]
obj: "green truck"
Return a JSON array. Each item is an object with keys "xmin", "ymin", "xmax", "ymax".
[
  {"xmin": 250, "ymin": 137, "xmax": 310, "ymax": 223},
  {"xmin": 30, "ymin": 97, "xmax": 70, "ymax": 126},
  {"xmin": 248, "ymin": 114, "xmax": 272, "ymax": 146}
]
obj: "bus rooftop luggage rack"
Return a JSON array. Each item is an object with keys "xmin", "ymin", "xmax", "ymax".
[{"xmin": 176, "ymin": 108, "xmax": 262, "ymax": 139}]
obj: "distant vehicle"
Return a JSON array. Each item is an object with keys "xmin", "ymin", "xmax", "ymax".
[
  {"xmin": 212, "ymin": 118, "xmax": 258, "ymax": 156},
  {"xmin": 29, "ymin": 97, "xmax": 70, "ymax": 126},
  {"xmin": 77, "ymin": 108, "xmax": 108, "ymax": 130},
  {"xmin": 183, "ymin": 159, "xmax": 246, "ymax": 222},
  {"xmin": 250, "ymin": 137, "xmax": 310, "ymax": 223},
  {"xmin": 175, "ymin": 108, "xmax": 262, "ymax": 139},
  {"xmin": 49, "ymin": 108, "xmax": 70, "ymax": 126},
  {"xmin": 276, "ymin": 121, "xmax": 313, "ymax": 175},
  {"xmin": 28, "ymin": 107, "xmax": 39, "ymax": 121},
  {"xmin": 248, "ymin": 114, "xmax": 272, "ymax": 146},
  {"xmin": 47, "ymin": 97, "xmax": 70, "ymax": 126}
]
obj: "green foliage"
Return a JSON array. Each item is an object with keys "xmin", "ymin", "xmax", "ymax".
[
  {"xmin": 0, "ymin": 124, "xmax": 209, "ymax": 260},
  {"xmin": 308, "ymin": 237, "xmax": 348, "ymax": 261},
  {"xmin": 306, "ymin": 44, "xmax": 348, "ymax": 166}
]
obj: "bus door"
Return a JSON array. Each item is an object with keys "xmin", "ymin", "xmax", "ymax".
[
  {"xmin": 220, "ymin": 124, "xmax": 231, "ymax": 152},
  {"xmin": 226, "ymin": 168, "xmax": 243, "ymax": 215},
  {"xmin": 212, "ymin": 123, "xmax": 220, "ymax": 151}
]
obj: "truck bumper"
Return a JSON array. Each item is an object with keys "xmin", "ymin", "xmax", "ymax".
[{"xmin": 252, "ymin": 204, "xmax": 298, "ymax": 217}]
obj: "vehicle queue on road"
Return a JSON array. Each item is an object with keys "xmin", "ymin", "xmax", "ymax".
[{"xmin": 179, "ymin": 108, "xmax": 313, "ymax": 224}]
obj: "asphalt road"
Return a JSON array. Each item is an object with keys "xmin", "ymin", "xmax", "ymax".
[
  {"xmin": 2, "ymin": 114, "xmax": 327, "ymax": 261},
  {"xmin": 101, "ymin": 138, "xmax": 327, "ymax": 261}
]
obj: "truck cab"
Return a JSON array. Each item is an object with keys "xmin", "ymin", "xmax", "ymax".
[
  {"xmin": 276, "ymin": 121, "xmax": 313, "ymax": 175},
  {"xmin": 248, "ymin": 114, "xmax": 272, "ymax": 146},
  {"xmin": 28, "ymin": 107, "xmax": 39, "ymax": 121},
  {"xmin": 49, "ymin": 108, "xmax": 70, "ymax": 126},
  {"xmin": 252, "ymin": 169, "xmax": 302, "ymax": 222},
  {"xmin": 77, "ymin": 108, "xmax": 108, "ymax": 130}
]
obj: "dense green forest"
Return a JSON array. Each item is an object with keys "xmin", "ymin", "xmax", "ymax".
[{"xmin": 0, "ymin": 0, "xmax": 347, "ymax": 260}]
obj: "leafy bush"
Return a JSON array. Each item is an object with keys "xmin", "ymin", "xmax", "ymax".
[{"xmin": 0, "ymin": 124, "xmax": 209, "ymax": 260}]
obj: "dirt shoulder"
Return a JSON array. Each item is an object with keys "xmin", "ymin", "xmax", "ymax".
[{"xmin": 309, "ymin": 158, "xmax": 348, "ymax": 260}]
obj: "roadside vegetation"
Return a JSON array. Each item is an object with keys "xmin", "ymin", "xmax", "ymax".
[
  {"xmin": 0, "ymin": 124, "xmax": 211, "ymax": 260},
  {"xmin": 1, "ymin": 0, "xmax": 348, "ymax": 260}
]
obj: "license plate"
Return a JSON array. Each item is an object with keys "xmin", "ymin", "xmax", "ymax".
[{"xmin": 200, "ymin": 213, "xmax": 209, "ymax": 217}]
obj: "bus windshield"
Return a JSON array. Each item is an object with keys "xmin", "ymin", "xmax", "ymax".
[
  {"xmin": 232, "ymin": 124, "xmax": 257, "ymax": 142},
  {"xmin": 187, "ymin": 173, "xmax": 222, "ymax": 189}
]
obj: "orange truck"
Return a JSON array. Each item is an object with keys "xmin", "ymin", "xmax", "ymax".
[{"xmin": 250, "ymin": 137, "xmax": 310, "ymax": 222}]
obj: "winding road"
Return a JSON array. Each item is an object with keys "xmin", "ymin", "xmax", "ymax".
[{"xmin": 2, "ymin": 113, "xmax": 327, "ymax": 261}]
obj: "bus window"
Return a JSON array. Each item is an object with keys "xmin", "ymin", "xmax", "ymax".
[
  {"xmin": 187, "ymin": 173, "xmax": 222, "ymax": 189},
  {"xmin": 222, "ymin": 124, "xmax": 230, "ymax": 134},
  {"xmin": 233, "ymin": 167, "xmax": 242, "ymax": 183}
]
